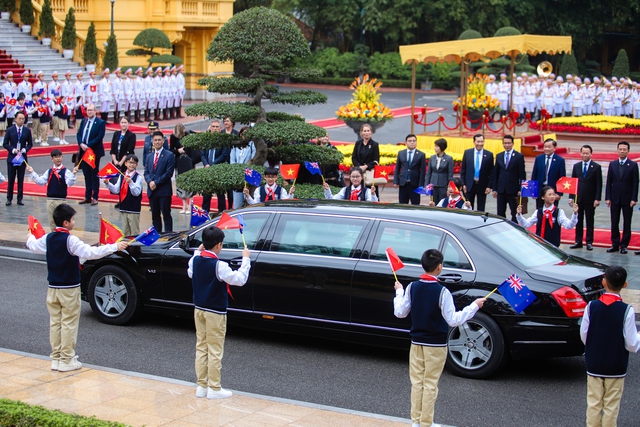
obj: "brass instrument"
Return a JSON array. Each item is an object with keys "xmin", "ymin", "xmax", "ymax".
[
  {"xmin": 622, "ymin": 92, "xmax": 631, "ymax": 105},
  {"xmin": 563, "ymin": 85, "xmax": 573, "ymax": 99},
  {"xmin": 537, "ymin": 61, "xmax": 552, "ymax": 78}
]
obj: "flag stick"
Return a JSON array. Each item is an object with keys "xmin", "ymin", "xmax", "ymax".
[
  {"xmin": 484, "ymin": 287, "xmax": 498, "ymax": 298},
  {"xmin": 321, "ymin": 174, "xmax": 325, "ymax": 184},
  {"xmin": 519, "ymin": 196, "xmax": 522, "ymax": 206},
  {"xmin": 392, "ymin": 269, "xmax": 398, "ymax": 282},
  {"xmin": 241, "ymin": 233, "xmax": 246, "ymax": 247}
]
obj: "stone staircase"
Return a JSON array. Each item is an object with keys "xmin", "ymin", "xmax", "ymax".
[{"xmin": 0, "ymin": 18, "xmax": 84, "ymax": 78}]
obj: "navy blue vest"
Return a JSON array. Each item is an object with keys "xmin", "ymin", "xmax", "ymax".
[
  {"xmin": 259, "ymin": 185, "xmax": 282, "ymax": 202},
  {"xmin": 192, "ymin": 255, "xmax": 229, "ymax": 314},
  {"xmin": 408, "ymin": 280, "xmax": 449, "ymax": 346},
  {"xmin": 342, "ymin": 185, "xmax": 367, "ymax": 201},
  {"xmin": 46, "ymin": 231, "xmax": 81, "ymax": 288},
  {"xmin": 535, "ymin": 207, "xmax": 561, "ymax": 246},
  {"xmin": 119, "ymin": 173, "xmax": 142, "ymax": 213},
  {"xmin": 39, "ymin": 110, "xmax": 51, "ymax": 124},
  {"xmin": 46, "ymin": 167, "xmax": 68, "ymax": 199},
  {"xmin": 585, "ymin": 300, "xmax": 630, "ymax": 377}
]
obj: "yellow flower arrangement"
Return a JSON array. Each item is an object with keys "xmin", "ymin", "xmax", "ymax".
[
  {"xmin": 336, "ymin": 144, "xmax": 463, "ymax": 167},
  {"xmin": 452, "ymin": 74, "xmax": 501, "ymax": 112},
  {"xmin": 336, "ymin": 75, "xmax": 394, "ymax": 122}
]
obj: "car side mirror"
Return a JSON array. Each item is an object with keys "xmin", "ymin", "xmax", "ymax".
[{"xmin": 179, "ymin": 237, "xmax": 188, "ymax": 250}]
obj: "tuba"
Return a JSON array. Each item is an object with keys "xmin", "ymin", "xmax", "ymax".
[{"xmin": 537, "ymin": 61, "xmax": 553, "ymax": 78}]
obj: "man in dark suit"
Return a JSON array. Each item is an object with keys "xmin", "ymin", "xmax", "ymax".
[
  {"xmin": 76, "ymin": 104, "xmax": 105, "ymax": 205},
  {"xmin": 3, "ymin": 111, "xmax": 32, "ymax": 205},
  {"xmin": 491, "ymin": 135, "xmax": 526, "ymax": 221},
  {"xmin": 200, "ymin": 119, "xmax": 231, "ymax": 214},
  {"xmin": 569, "ymin": 145, "xmax": 602, "ymax": 251},
  {"xmin": 605, "ymin": 141, "xmax": 638, "ymax": 254},
  {"xmin": 145, "ymin": 130, "xmax": 175, "ymax": 233},
  {"xmin": 393, "ymin": 134, "xmax": 426, "ymax": 205},
  {"xmin": 531, "ymin": 138, "xmax": 566, "ymax": 208},
  {"xmin": 460, "ymin": 134, "xmax": 494, "ymax": 211}
]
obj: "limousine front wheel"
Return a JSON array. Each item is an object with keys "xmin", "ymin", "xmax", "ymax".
[
  {"xmin": 88, "ymin": 265, "xmax": 141, "ymax": 325},
  {"xmin": 446, "ymin": 312, "xmax": 506, "ymax": 379}
]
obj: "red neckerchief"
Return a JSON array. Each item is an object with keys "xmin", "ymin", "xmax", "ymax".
[
  {"xmin": 54, "ymin": 227, "xmax": 70, "ymax": 234},
  {"xmin": 447, "ymin": 196, "xmax": 460, "ymax": 209},
  {"xmin": 200, "ymin": 250, "xmax": 235, "ymax": 301},
  {"xmin": 541, "ymin": 205, "xmax": 555, "ymax": 239},
  {"xmin": 120, "ymin": 171, "xmax": 134, "ymax": 202},
  {"xmin": 47, "ymin": 165, "xmax": 64, "ymax": 187},
  {"xmin": 420, "ymin": 274, "xmax": 439, "ymax": 282},
  {"xmin": 350, "ymin": 186, "xmax": 362, "ymax": 201},
  {"xmin": 266, "ymin": 186, "xmax": 275, "ymax": 201},
  {"xmin": 599, "ymin": 293, "xmax": 623, "ymax": 306}
]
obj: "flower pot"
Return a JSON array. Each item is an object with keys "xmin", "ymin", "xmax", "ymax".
[
  {"xmin": 467, "ymin": 111, "xmax": 484, "ymax": 130},
  {"xmin": 63, "ymin": 49, "xmax": 74, "ymax": 59},
  {"xmin": 1, "ymin": 12, "xmax": 10, "ymax": 20},
  {"xmin": 342, "ymin": 120, "xmax": 387, "ymax": 136},
  {"xmin": 42, "ymin": 38, "xmax": 51, "ymax": 47},
  {"xmin": 21, "ymin": 25, "xmax": 31, "ymax": 34},
  {"xmin": 85, "ymin": 64, "xmax": 96, "ymax": 72}
]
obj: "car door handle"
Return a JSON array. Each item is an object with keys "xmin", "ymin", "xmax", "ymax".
[
  {"xmin": 438, "ymin": 273, "xmax": 462, "ymax": 283},
  {"xmin": 229, "ymin": 258, "xmax": 244, "ymax": 267}
]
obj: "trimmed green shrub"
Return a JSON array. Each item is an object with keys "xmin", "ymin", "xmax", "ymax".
[
  {"xmin": 38, "ymin": 0, "xmax": 55, "ymax": 38},
  {"xmin": 459, "ymin": 29, "xmax": 483, "ymax": 40},
  {"xmin": 612, "ymin": 49, "xmax": 630, "ymax": 78},
  {"xmin": 0, "ymin": 0, "xmax": 16, "ymax": 13},
  {"xmin": 83, "ymin": 21, "xmax": 98, "ymax": 64},
  {"xmin": 19, "ymin": 0, "xmax": 34, "ymax": 25},
  {"xmin": 104, "ymin": 33, "xmax": 119, "ymax": 70},
  {"xmin": 559, "ymin": 53, "xmax": 579, "ymax": 77},
  {"xmin": 493, "ymin": 26, "xmax": 521, "ymax": 37},
  {"xmin": 0, "ymin": 399, "xmax": 131, "ymax": 427},
  {"xmin": 61, "ymin": 7, "xmax": 77, "ymax": 50}
]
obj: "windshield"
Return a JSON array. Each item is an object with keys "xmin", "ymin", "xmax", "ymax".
[{"xmin": 469, "ymin": 221, "xmax": 568, "ymax": 268}]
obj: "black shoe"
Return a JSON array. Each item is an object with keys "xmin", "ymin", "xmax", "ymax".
[
  {"xmin": 635, "ymin": 250, "xmax": 640, "ymax": 255},
  {"xmin": 17, "ymin": 201, "xmax": 24, "ymax": 206},
  {"xmin": 586, "ymin": 244, "xmax": 593, "ymax": 251},
  {"xmin": 620, "ymin": 247, "xmax": 628, "ymax": 254},
  {"xmin": 78, "ymin": 199, "xmax": 91, "ymax": 205},
  {"xmin": 606, "ymin": 247, "xmax": 619, "ymax": 253},
  {"xmin": 569, "ymin": 243, "xmax": 583, "ymax": 249},
  {"xmin": 5, "ymin": 200, "xmax": 11, "ymax": 206},
  {"xmin": 114, "ymin": 203, "xmax": 120, "ymax": 209}
]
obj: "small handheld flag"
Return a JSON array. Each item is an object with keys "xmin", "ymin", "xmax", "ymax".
[
  {"xmin": 100, "ymin": 216, "xmax": 124, "ymax": 244},
  {"xmin": 373, "ymin": 165, "xmax": 391, "ymax": 180},
  {"xmin": 81, "ymin": 147, "xmax": 96, "ymax": 169},
  {"xmin": 11, "ymin": 152, "xmax": 24, "ymax": 166},
  {"xmin": 217, "ymin": 212, "xmax": 241, "ymax": 230},
  {"xmin": 280, "ymin": 164, "xmax": 300, "ymax": 181},
  {"xmin": 414, "ymin": 185, "xmax": 433, "ymax": 196},
  {"xmin": 98, "ymin": 162, "xmax": 121, "ymax": 179},
  {"xmin": 28, "ymin": 215, "xmax": 46, "ymax": 239},
  {"xmin": 497, "ymin": 274, "xmax": 537, "ymax": 314},
  {"xmin": 7, "ymin": 98, "xmax": 16, "ymax": 106},
  {"xmin": 385, "ymin": 247, "xmax": 404, "ymax": 281},
  {"xmin": 556, "ymin": 176, "xmax": 579, "ymax": 195},
  {"xmin": 244, "ymin": 168, "xmax": 262, "ymax": 187},
  {"xmin": 237, "ymin": 214, "xmax": 247, "ymax": 247},
  {"xmin": 448, "ymin": 180, "xmax": 460, "ymax": 196},
  {"xmin": 304, "ymin": 161, "xmax": 322, "ymax": 176},
  {"xmin": 190, "ymin": 204, "xmax": 209, "ymax": 228},
  {"xmin": 520, "ymin": 180, "xmax": 538, "ymax": 198},
  {"xmin": 133, "ymin": 226, "xmax": 161, "ymax": 246}
]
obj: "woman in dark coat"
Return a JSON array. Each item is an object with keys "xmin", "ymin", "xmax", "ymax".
[
  {"xmin": 425, "ymin": 138, "xmax": 454, "ymax": 204},
  {"xmin": 169, "ymin": 123, "xmax": 193, "ymax": 214},
  {"xmin": 351, "ymin": 123, "xmax": 380, "ymax": 186},
  {"xmin": 109, "ymin": 116, "xmax": 136, "ymax": 207}
]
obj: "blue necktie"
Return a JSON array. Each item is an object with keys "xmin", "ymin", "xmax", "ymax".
[
  {"xmin": 583, "ymin": 162, "xmax": 587, "ymax": 179},
  {"xmin": 474, "ymin": 151, "xmax": 480, "ymax": 180}
]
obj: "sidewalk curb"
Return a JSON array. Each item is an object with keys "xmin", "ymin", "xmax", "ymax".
[{"xmin": 0, "ymin": 246, "xmax": 45, "ymax": 262}]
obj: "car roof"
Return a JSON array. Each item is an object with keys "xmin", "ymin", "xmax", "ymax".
[{"xmin": 238, "ymin": 199, "xmax": 505, "ymax": 230}]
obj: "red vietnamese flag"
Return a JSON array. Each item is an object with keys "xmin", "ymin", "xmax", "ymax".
[
  {"xmin": 81, "ymin": 147, "xmax": 96, "ymax": 168},
  {"xmin": 374, "ymin": 165, "xmax": 392, "ymax": 180},
  {"xmin": 216, "ymin": 212, "xmax": 241, "ymax": 230},
  {"xmin": 100, "ymin": 217, "xmax": 124, "ymax": 244},
  {"xmin": 385, "ymin": 247, "xmax": 405, "ymax": 272},
  {"xmin": 28, "ymin": 215, "xmax": 46, "ymax": 239},
  {"xmin": 556, "ymin": 176, "xmax": 579, "ymax": 195},
  {"xmin": 98, "ymin": 162, "xmax": 120, "ymax": 179},
  {"xmin": 448, "ymin": 180, "xmax": 461, "ymax": 196},
  {"xmin": 280, "ymin": 164, "xmax": 300, "ymax": 180}
]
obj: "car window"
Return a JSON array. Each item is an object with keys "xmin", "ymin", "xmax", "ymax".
[
  {"xmin": 271, "ymin": 214, "xmax": 368, "ymax": 257},
  {"xmin": 442, "ymin": 235, "xmax": 473, "ymax": 270},
  {"xmin": 371, "ymin": 221, "xmax": 444, "ymax": 264},
  {"xmin": 189, "ymin": 213, "xmax": 270, "ymax": 250}
]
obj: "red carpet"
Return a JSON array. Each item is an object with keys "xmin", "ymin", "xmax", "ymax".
[
  {"xmin": 526, "ymin": 225, "xmax": 640, "ymax": 251},
  {"xmin": 309, "ymin": 106, "xmax": 444, "ymax": 129}
]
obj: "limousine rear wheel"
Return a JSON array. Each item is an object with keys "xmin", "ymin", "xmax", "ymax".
[
  {"xmin": 446, "ymin": 312, "xmax": 505, "ymax": 379},
  {"xmin": 87, "ymin": 265, "xmax": 141, "ymax": 325}
]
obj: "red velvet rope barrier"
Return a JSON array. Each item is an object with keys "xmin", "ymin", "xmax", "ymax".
[{"xmin": 440, "ymin": 116, "xmax": 460, "ymax": 131}]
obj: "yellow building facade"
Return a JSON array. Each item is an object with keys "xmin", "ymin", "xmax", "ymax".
[{"xmin": 16, "ymin": 0, "xmax": 234, "ymax": 98}]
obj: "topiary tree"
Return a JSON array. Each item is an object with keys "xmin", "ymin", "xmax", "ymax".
[
  {"xmin": 125, "ymin": 28, "xmax": 178, "ymax": 64},
  {"xmin": 178, "ymin": 6, "xmax": 334, "ymax": 197},
  {"xmin": 103, "ymin": 33, "xmax": 119, "ymax": 70},
  {"xmin": 612, "ymin": 49, "xmax": 630, "ymax": 78},
  {"xmin": 19, "ymin": 0, "xmax": 34, "ymax": 26},
  {"xmin": 148, "ymin": 54, "xmax": 183, "ymax": 65},
  {"xmin": 559, "ymin": 53, "xmax": 579, "ymax": 77},
  {"xmin": 493, "ymin": 26, "xmax": 521, "ymax": 37},
  {"xmin": 83, "ymin": 21, "xmax": 98, "ymax": 64},
  {"xmin": 38, "ymin": 0, "xmax": 55, "ymax": 38},
  {"xmin": 61, "ymin": 8, "xmax": 76, "ymax": 50},
  {"xmin": 0, "ymin": 0, "xmax": 16, "ymax": 13},
  {"xmin": 458, "ymin": 29, "xmax": 483, "ymax": 40}
]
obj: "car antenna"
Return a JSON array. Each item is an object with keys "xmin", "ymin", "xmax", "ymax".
[{"xmin": 481, "ymin": 212, "xmax": 489, "ymax": 222}]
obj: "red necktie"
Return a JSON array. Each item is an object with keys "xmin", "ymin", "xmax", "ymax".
[
  {"xmin": 120, "ymin": 173, "xmax": 129, "ymax": 202},
  {"xmin": 153, "ymin": 152, "xmax": 159, "ymax": 170},
  {"xmin": 200, "ymin": 250, "xmax": 234, "ymax": 301},
  {"xmin": 266, "ymin": 187, "xmax": 275, "ymax": 201},
  {"xmin": 540, "ymin": 206, "xmax": 555, "ymax": 238},
  {"xmin": 350, "ymin": 189, "xmax": 360, "ymax": 200}
]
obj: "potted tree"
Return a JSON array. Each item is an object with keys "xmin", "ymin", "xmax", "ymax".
[
  {"xmin": 19, "ymin": 0, "xmax": 34, "ymax": 33},
  {"xmin": 103, "ymin": 33, "xmax": 118, "ymax": 71},
  {"xmin": 38, "ymin": 0, "xmax": 55, "ymax": 46},
  {"xmin": 0, "ymin": 0, "xmax": 16, "ymax": 20},
  {"xmin": 61, "ymin": 8, "xmax": 76, "ymax": 59},
  {"xmin": 83, "ymin": 21, "xmax": 98, "ymax": 72}
]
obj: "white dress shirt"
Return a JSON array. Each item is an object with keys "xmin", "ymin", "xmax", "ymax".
[
  {"xmin": 30, "ymin": 165, "xmax": 77, "ymax": 190},
  {"xmin": 324, "ymin": 185, "xmax": 379, "ymax": 202},
  {"xmin": 516, "ymin": 205, "xmax": 578, "ymax": 229},
  {"xmin": 246, "ymin": 183, "xmax": 292, "ymax": 205},
  {"xmin": 187, "ymin": 249, "xmax": 251, "ymax": 287}
]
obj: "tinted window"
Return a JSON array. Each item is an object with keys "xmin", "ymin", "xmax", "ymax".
[
  {"xmin": 371, "ymin": 221, "xmax": 444, "ymax": 264},
  {"xmin": 189, "ymin": 213, "xmax": 270, "ymax": 250},
  {"xmin": 271, "ymin": 214, "xmax": 368, "ymax": 257},
  {"xmin": 442, "ymin": 235, "xmax": 473, "ymax": 270}
]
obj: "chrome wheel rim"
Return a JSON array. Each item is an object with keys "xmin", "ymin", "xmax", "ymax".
[
  {"xmin": 93, "ymin": 274, "xmax": 128, "ymax": 317},
  {"xmin": 448, "ymin": 321, "xmax": 493, "ymax": 371}
]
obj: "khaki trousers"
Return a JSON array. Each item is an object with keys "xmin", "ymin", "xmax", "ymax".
[
  {"xmin": 120, "ymin": 212, "xmax": 140, "ymax": 237},
  {"xmin": 52, "ymin": 117, "xmax": 60, "ymax": 140},
  {"xmin": 39, "ymin": 123, "xmax": 50, "ymax": 143},
  {"xmin": 46, "ymin": 199, "xmax": 66, "ymax": 231},
  {"xmin": 31, "ymin": 117, "xmax": 40, "ymax": 141},
  {"xmin": 586, "ymin": 375, "xmax": 625, "ymax": 427},
  {"xmin": 46, "ymin": 287, "xmax": 81, "ymax": 363},
  {"xmin": 410, "ymin": 344, "xmax": 447, "ymax": 427},
  {"xmin": 194, "ymin": 309, "xmax": 227, "ymax": 390}
]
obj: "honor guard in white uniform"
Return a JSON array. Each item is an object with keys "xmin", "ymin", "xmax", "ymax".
[
  {"xmin": 123, "ymin": 68, "xmax": 134, "ymax": 121},
  {"xmin": 133, "ymin": 67, "xmax": 145, "ymax": 123},
  {"xmin": 2, "ymin": 71, "xmax": 18, "ymax": 101},
  {"xmin": 553, "ymin": 76, "xmax": 565, "ymax": 117},
  {"xmin": 563, "ymin": 75, "xmax": 575, "ymax": 116},
  {"xmin": 572, "ymin": 77, "xmax": 584, "ymax": 117},
  {"xmin": 144, "ymin": 67, "xmax": 155, "ymax": 122},
  {"xmin": 48, "ymin": 71, "xmax": 61, "ymax": 99},
  {"xmin": 602, "ymin": 81, "xmax": 614, "ymax": 116},
  {"xmin": 620, "ymin": 79, "xmax": 632, "ymax": 117},
  {"xmin": 582, "ymin": 78, "xmax": 593, "ymax": 115},
  {"xmin": 592, "ymin": 77, "xmax": 603, "ymax": 115},
  {"xmin": 169, "ymin": 66, "xmax": 179, "ymax": 119},
  {"xmin": 85, "ymin": 70, "xmax": 99, "ymax": 107},
  {"xmin": 534, "ymin": 75, "xmax": 544, "ymax": 114},
  {"xmin": 112, "ymin": 68, "xmax": 124, "ymax": 122},
  {"xmin": 161, "ymin": 66, "xmax": 171, "ymax": 120},
  {"xmin": 33, "ymin": 71, "xmax": 48, "ymax": 99},
  {"xmin": 61, "ymin": 71, "xmax": 73, "ymax": 99},
  {"xmin": 497, "ymin": 73, "xmax": 510, "ymax": 112},
  {"xmin": 542, "ymin": 80, "xmax": 555, "ymax": 116},
  {"xmin": 176, "ymin": 64, "xmax": 185, "ymax": 118},
  {"xmin": 154, "ymin": 67, "xmax": 164, "ymax": 121},
  {"xmin": 632, "ymin": 82, "xmax": 640, "ymax": 118},
  {"xmin": 525, "ymin": 76, "xmax": 537, "ymax": 116},
  {"xmin": 17, "ymin": 70, "xmax": 33, "ymax": 99},
  {"xmin": 613, "ymin": 81, "xmax": 623, "ymax": 116},
  {"xmin": 513, "ymin": 77, "xmax": 525, "ymax": 115},
  {"xmin": 98, "ymin": 68, "xmax": 112, "ymax": 122}
]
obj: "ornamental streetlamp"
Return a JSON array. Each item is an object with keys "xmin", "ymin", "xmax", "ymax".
[{"xmin": 110, "ymin": 0, "xmax": 116, "ymax": 35}]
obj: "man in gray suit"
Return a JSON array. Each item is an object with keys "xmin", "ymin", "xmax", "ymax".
[
  {"xmin": 394, "ymin": 134, "xmax": 426, "ymax": 205},
  {"xmin": 425, "ymin": 138, "xmax": 454, "ymax": 204}
]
